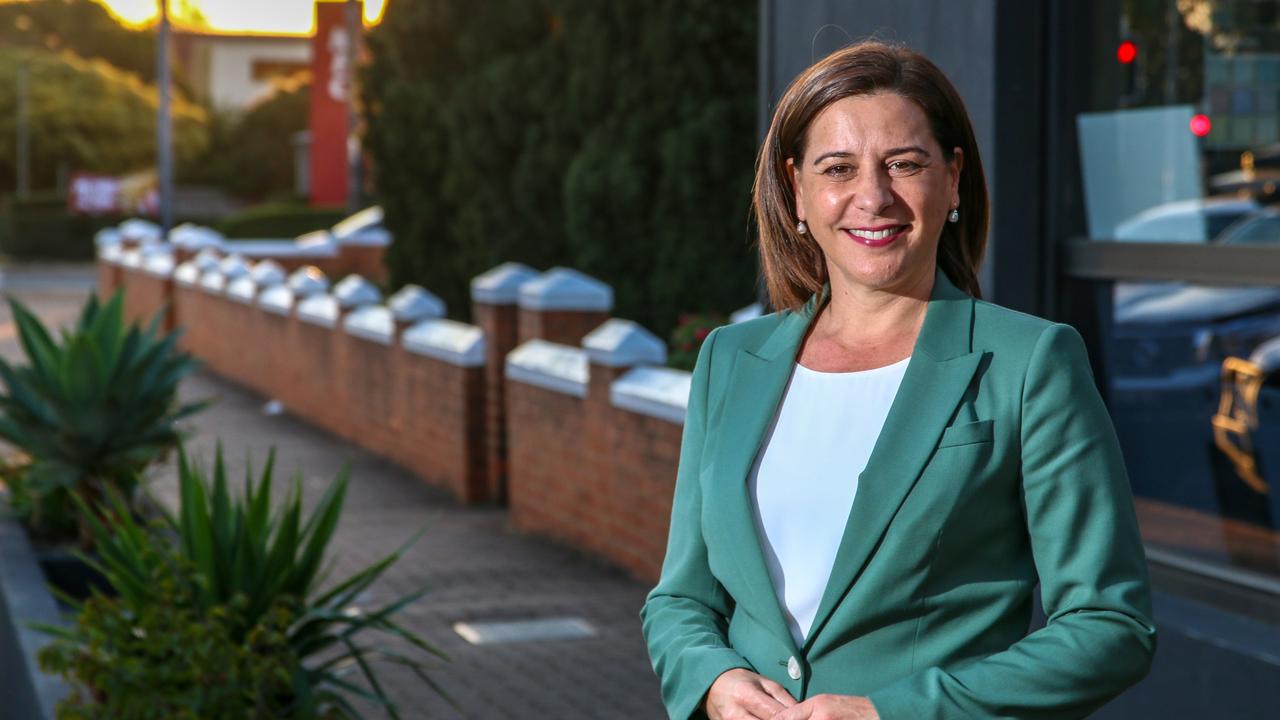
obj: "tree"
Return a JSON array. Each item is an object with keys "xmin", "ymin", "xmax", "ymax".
[
  {"xmin": 361, "ymin": 0, "xmax": 758, "ymax": 336},
  {"xmin": 0, "ymin": 47, "xmax": 209, "ymax": 196}
]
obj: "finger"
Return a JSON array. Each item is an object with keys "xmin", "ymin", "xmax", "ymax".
[
  {"xmin": 759, "ymin": 678, "xmax": 798, "ymax": 707},
  {"xmin": 770, "ymin": 702, "xmax": 810, "ymax": 720},
  {"xmin": 741, "ymin": 690, "xmax": 787, "ymax": 719}
]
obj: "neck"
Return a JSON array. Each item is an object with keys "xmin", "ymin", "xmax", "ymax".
[{"xmin": 818, "ymin": 268, "xmax": 935, "ymax": 349}]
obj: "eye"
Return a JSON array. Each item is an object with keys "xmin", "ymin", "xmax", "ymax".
[
  {"xmin": 822, "ymin": 164, "xmax": 853, "ymax": 178},
  {"xmin": 888, "ymin": 160, "xmax": 922, "ymax": 175}
]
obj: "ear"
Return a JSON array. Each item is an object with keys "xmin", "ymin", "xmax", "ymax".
[
  {"xmin": 949, "ymin": 147, "xmax": 964, "ymax": 205},
  {"xmin": 786, "ymin": 157, "xmax": 806, "ymax": 221}
]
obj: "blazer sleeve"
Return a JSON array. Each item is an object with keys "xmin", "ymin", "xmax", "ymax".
[
  {"xmin": 640, "ymin": 326, "xmax": 753, "ymax": 720},
  {"xmin": 867, "ymin": 323, "xmax": 1158, "ymax": 720}
]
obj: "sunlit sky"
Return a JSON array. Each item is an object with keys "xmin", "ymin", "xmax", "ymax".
[{"xmin": 96, "ymin": 0, "xmax": 387, "ymax": 35}]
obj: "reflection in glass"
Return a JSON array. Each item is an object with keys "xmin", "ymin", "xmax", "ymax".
[{"xmin": 1108, "ymin": 280, "xmax": 1280, "ymax": 578}]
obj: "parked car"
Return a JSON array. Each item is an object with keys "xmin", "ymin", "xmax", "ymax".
[
  {"xmin": 1214, "ymin": 206, "xmax": 1280, "ymax": 246},
  {"xmin": 1113, "ymin": 196, "xmax": 1259, "ymax": 243}
]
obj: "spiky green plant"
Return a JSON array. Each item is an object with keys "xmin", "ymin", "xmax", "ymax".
[
  {"xmin": 40, "ymin": 444, "xmax": 450, "ymax": 719},
  {"xmin": 0, "ymin": 290, "xmax": 206, "ymax": 543}
]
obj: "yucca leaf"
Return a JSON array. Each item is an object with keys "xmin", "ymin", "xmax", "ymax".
[{"xmin": 341, "ymin": 638, "xmax": 402, "ymax": 720}]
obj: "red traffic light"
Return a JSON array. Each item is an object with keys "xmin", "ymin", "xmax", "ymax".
[
  {"xmin": 1117, "ymin": 40, "xmax": 1138, "ymax": 64},
  {"xmin": 1190, "ymin": 114, "xmax": 1212, "ymax": 137}
]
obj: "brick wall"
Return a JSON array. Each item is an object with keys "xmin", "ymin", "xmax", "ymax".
[
  {"xmin": 506, "ymin": 359, "xmax": 682, "ymax": 583},
  {"xmin": 111, "ymin": 261, "xmax": 685, "ymax": 582},
  {"xmin": 118, "ymin": 268, "xmax": 173, "ymax": 333},
  {"xmin": 518, "ymin": 308, "xmax": 610, "ymax": 346}
]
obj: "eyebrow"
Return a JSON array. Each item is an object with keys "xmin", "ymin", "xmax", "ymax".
[{"xmin": 810, "ymin": 146, "xmax": 932, "ymax": 166}]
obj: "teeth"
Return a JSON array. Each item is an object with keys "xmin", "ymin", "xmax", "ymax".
[{"xmin": 848, "ymin": 226, "xmax": 903, "ymax": 240}]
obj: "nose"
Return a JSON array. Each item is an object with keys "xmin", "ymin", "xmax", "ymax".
[{"xmin": 853, "ymin": 167, "xmax": 893, "ymax": 215}]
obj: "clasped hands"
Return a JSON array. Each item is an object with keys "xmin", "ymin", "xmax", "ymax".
[{"xmin": 705, "ymin": 668, "xmax": 880, "ymax": 720}]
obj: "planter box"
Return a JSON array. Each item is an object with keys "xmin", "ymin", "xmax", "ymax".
[{"xmin": 0, "ymin": 515, "xmax": 71, "ymax": 720}]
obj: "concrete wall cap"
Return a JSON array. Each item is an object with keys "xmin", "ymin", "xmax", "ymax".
[
  {"xmin": 296, "ymin": 293, "xmax": 340, "ymax": 328},
  {"xmin": 249, "ymin": 259, "xmax": 287, "ymax": 286},
  {"xmin": 193, "ymin": 247, "xmax": 223, "ymax": 267},
  {"xmin": 505, "ymin": 339, "xmax": 588, "ymax": 397},
  {"xmin": 226, "ymin": 276, "xmax": 259, "ymax": 303},
  {"xmin": 120, "ymin": 248, "xmax": 144, "ymax": 268},
  {"xmin": 343, "ymin": 305, "xmax": 394, "ymax": 345},
  {"xmin": 389, "ymin": 284, "xmax": 446, "ymax": 322},
  {"xmin": 95, "ymin": 227, "xmax": 122, "ymax": 247},
  {"xmin": 258, "ymin": 284, "xmax": 295, "ymax": 315},
  {"xmin": 517, "ymin": 267, "xmax": 613, "ymax": 311},
  {"xmin": 583, "ymin": 318, "xmax": 666, "ymax": 367},
  {"xmin": 731, "ymin": 302, "xmax": 764, "ymax": 324},
  {"xmin": 170, "ymin": 223, "xmax": 224, "ymax": 249},
  {"xmin": 119, "ymin": 218, "xmax": 162, "ymax": 243},
  {"xmin": 333, "ymin": 274, "xmax": 382, "ymax": 308},
  {"xmin": 611, "ymin": 366, "xmax": 692, "ymax": 424},
  {"xmin": 173, "ymin": 261, "xmax": 201, "ymax": 285},
  {"xmin": 287, "ymin": 266, "xmax": 330, "ymax": 296},
  {"xmin": 403, "ymin": 318, "xmax": 485, "ymax": 367},
  {"xmin": 199, "ymin": 269, "xmax": 227, "ymax": 293},
  {"xmin": 141, "ymin": 248, "xmax": 176, "ymax": 277},
  {"xmin": 226, "ymin": 239, "xmax": 338, "ymax": 258},
  {"xmin": 217, "ymin": 254, "xmax": 252, "ymax": 280},
  {"xmin": 470, "ymin": 262, "xmax": 540, "ymax": 304},
  {"xmin": 99, "ymin": 243, "xmax": 124, "ymax": 263}
]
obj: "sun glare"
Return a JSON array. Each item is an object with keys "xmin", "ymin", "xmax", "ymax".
[{"xmin": 95, "ymin": 0, "xmax": 387, "ymax": 35}]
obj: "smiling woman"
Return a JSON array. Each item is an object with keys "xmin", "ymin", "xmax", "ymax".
[
  {"xmin": 642, "ymin": 40, "xmax": 1156, "ymax": 720},
  {"xmin": 97, "ymin": 0, "xmax": 387, "ymax": 34}
]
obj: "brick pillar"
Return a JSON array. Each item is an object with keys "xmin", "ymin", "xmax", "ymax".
[
  {"xmin": 388, "ymin": 284, "xmax": 446, "ymax": 341},
  {"xmin": 471, "ymin": 262, "xmax": 540, "ymax": 505},
  {"xmin": 516, "ymin": 267, "xmax": 613, "ymax": 346},
  {"xmin": 581, "ymin": 319, "xmax": 668, "ymax": 561}
]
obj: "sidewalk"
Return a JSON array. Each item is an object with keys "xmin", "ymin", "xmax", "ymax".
[{"xmin": 1, "ymin": 267, "xmax": 668, "ymax": 719}]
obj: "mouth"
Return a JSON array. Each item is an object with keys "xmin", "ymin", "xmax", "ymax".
[{"xmin": 844, "ymin": 224, "xmax": 908, "ymax": 247}]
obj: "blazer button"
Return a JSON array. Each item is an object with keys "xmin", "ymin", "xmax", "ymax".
[{"xmin": 787, "ymin": 655, "xmax": 802, "ymax": 680}]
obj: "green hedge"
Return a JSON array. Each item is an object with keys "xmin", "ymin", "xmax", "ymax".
[
  {"xmin": 0, "ymin": 193, "xmax": 122, "ymax": 260},
  {"xmin": 361, "ymin": 0, "xmax": 758, "ymax": 336},
  {"xmin": 214, "ymin": 202, "xmax": 345, "ymax": 239}
]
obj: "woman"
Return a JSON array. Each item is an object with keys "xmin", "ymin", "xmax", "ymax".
[{"xmin": 641, "ymin": 41, "xmax": 1156, "ymax": 720}]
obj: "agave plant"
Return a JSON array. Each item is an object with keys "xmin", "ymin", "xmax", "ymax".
[
  {"xmin": 0, "ymin": 290, "xmax": 206, "ymax": 543},
  {"xmin": 46, "ymin": 444, "xmax": 449, "ymax": 719}
]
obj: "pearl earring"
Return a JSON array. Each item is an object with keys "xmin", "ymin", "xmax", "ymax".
[
  {"xmin": 796, "ymin": 220, "xmax": 808, "ymax": 235},
  {"xmin": 948, "ymin": 208, "xmax": 960, "ymax": 223}
]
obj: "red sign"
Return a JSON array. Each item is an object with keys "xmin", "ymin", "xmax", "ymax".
[{"xmin": 310, "ymin": 1, "xmax": 362, "ymax": 207}]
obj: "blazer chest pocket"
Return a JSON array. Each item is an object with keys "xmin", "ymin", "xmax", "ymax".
[{"xmin": 938, "ymin": 419, "xmax": 994, "ymax": 448}]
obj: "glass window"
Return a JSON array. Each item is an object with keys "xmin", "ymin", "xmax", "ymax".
[{"xmin": 1076, "ymin": 0, "xmax": 1280, "ymax": 585}]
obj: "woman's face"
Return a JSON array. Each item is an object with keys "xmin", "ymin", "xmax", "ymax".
[{"xmin": 788, "ymin": 92, "xmax": 962, "ymax": 298}]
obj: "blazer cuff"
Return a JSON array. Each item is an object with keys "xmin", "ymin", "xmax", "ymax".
[{"xmin": 665, "ymin": 649, "xmax": 753, "ymax": 720}]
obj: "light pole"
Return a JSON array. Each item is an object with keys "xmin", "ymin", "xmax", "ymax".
[
  {"xmin": 157, "ymin": 0, "xmax": 174, "ymax": 237},
  {"xmin": 16, "ymin": 59, "xmax": 30, "ymax": 199}
]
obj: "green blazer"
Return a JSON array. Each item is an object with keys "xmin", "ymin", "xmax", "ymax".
[{"xmin": 641, "ymin": 270, "xmax": 1157, "ymax": 720}]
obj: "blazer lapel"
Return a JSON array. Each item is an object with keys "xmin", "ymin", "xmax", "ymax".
[
  {"xmin": 804, "ymin": 271, "xmax": 981, "ymax": 653},
  {"xmin": 702, "ymin": 303, "xmax": 813, "ymax": 651}
]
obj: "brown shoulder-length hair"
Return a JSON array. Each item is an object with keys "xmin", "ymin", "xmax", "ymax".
[{"xmin": 753, "ymin": 41, "xmax": 989, "ymax": 310}]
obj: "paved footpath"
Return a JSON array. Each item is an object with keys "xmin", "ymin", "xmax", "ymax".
[{"xmin": 1, "ymin": 266, "xmax": 668, "ymax": 719}]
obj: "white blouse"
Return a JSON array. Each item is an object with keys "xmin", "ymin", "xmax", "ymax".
[{"xmin": 748, "ymin": 357, "xmax": 910, "ymax": 647}]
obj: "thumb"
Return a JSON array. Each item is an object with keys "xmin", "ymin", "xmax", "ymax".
[{"xmin": 760, "ymin": 679, "xmax": 798, "ymax": 708}]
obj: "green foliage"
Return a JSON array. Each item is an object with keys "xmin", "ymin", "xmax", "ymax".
[
  {"xmin": 668, "ymin": 312, "xmax": 726, "ymax": 371},
  {"xmin": 0, "ymin": 0, "xmax": 157, "ymax": 82},
  {"xmin": 215, "ymin": 202, "xmax": 346, "ymax": 239},
  {"xmin": 38, "ymin": 543, "xmax": 304, "ymax": 720},
  {"xmin": 40, "ymin": 444, "xmax": 449, "ymax": 718},
  {"xmin": 0, "ymin": 47, "xmax": 209, "ymax": 196},
  {"xmin": 182, "ymin": 79, "xmax": 311, "ymax": 202},
  {"xmin": 361, "ymin": 0, "xmax": 759, "ymax": 336},
  {"xmin": 0, "ymin": 291, "xmax": 207, "ymax": 544},
  {"xmin": 0, "ymin": 192, "xmax": 125, "ymax": 261}
]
